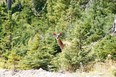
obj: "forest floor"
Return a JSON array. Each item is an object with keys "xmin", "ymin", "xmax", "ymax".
[{"xmin": 0, "ymin": 61, "xmax": 116, "ymax": 77}]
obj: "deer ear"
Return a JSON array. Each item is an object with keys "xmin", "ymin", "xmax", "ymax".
[
  {"xmin": 53, "ymin": 32, "xmax": 56, "ymax": 36},
  {"xmin": 60, "ymin": 32, "xmax": 62, "ymax": 35}
]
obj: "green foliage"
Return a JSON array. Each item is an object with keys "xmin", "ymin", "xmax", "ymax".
[
  {"xmin": 32, "ymin": 0, "xmax": 47, "ymax": 12},
  {"xmin": 113, "ymin": 69, "xmax": 116, "ymax": 77},
  {"xmin": 28, "ymin": 33, "xmax": 40, "ymax": 50},
  {"xmin": 51, "ymin": 39, "xmax": 94, "ymax": 72},
  {"xmin": 7, "ymin": 50, "xmax": 21, "ymax": 69},
  {"xmin": 0, "ymin": 0, "xmax": 116, "ymax": 71},
  {"xmin": 20, "ymin": 49, "xmax": 52, "ymax": 70},
  {"xmin": 94, "ymin": 35, "xmax": 116, "ymax": 61}
]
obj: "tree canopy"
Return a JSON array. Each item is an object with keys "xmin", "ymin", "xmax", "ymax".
[{"xmin": 0, "ymin": 0, "xmax": 116, "ymax": 71}]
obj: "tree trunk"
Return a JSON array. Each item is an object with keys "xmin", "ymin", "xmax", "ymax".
[{"xmin": 7, "ymin": 0, "xmax": 12, "ymax": 10}]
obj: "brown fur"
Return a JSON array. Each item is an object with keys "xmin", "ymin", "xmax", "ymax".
[
  {"xmin": 57, "ymin": 38, "xmax": 64, "ymax": 49},
  {"xmin": 53, "ymin": 32, "xmax": 64, "ymax": 50}
]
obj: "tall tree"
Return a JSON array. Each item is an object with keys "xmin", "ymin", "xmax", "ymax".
[{"xmin": 6, "ymin": 0, "xmax": 12, "ymax": 10}]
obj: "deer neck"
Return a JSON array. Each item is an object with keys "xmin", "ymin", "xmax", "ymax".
[{"xmin": 57, "ymin": 38, "xmax": 64, "ymax": 49}]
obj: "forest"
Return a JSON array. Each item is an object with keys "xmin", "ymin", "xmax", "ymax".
[{"xmin": 0, "ymin": 0, "xmax": 116, "ymax": 73}]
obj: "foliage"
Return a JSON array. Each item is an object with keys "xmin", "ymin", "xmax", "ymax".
[
  {"xmin": 94, "ymin": 35, "xmax": 116, "ymax": 61},
  {"xmin": 0, "ymin": 0, "xmax": 116, "ymax": 72},
  {"xmin": 51, "ymin": 39, "xmax": 94, "ymax": 72},
  {"xmin": 113, "ymin": 69, "xmax": 116, "ymax": 77}
]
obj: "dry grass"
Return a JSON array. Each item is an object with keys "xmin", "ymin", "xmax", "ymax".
[
  {"xmin": 0, "ymin": 59, "xmax": 116, "ymax": 77},
  {"xmin": 80, "ymin": 60, "xmax": 116, "ymax": 77},
  {"xmin": 0, "ymin": 0, "xmax": 4, "ymax": 3}
]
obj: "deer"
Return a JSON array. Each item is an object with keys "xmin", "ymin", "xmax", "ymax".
[{"xmin": 53, "ymin": 32, "xmax": 65, "ymax": 50}]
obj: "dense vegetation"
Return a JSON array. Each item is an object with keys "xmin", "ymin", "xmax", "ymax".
[{"xmin": 0, "ymin": 0, "xmax": 116, "ymax": 72}]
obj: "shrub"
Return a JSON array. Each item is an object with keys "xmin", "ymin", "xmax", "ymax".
[
  {"xmin": 51, "ymin": 39, "xmax": 94, "ymax": 72},
  {"xmin": 113, "ymin": 69, "xmax": 116, "ymax": 77},
  {"xmin": 94, "ymin": 35, "xmax": 116, "ymax": 61}
]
